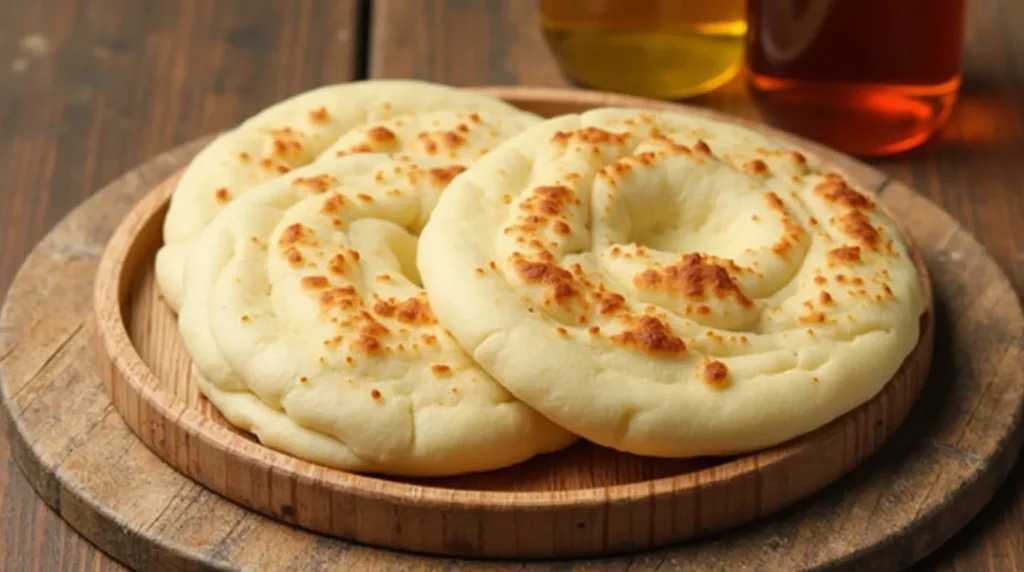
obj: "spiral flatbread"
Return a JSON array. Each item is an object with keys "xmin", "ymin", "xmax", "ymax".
[
  {"xmin": 157, "ymin": 80, "xmax": 539, "ymax": 310},
  {"xmin": 417, "ymin": 108, "xmax": 925, "ymax": 457},
  {"xmin": 178, "ymin": 155, "xmax": 575, "ymax": 476}
]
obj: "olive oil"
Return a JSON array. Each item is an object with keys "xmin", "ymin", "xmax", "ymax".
[{"xmin": 540, "ymin": 0, "xmax": 747, "ymax": 100}]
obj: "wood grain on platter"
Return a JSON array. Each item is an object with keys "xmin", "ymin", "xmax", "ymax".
[
  {"xmin": 91, "ymin": 87, "xmax": 932, "ymax": 559},
  {"xmin": 0, "ymin": 87, "xmax": 1020, "ymax": 571}
]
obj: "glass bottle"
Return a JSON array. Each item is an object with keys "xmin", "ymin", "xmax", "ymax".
[
  {"xmin": 539, "ymin": 0, "xmax": 748, "ymax": 100},
  {"xmin": 746, "ymin": 0, "xmax": 966, "ymax": 157}
]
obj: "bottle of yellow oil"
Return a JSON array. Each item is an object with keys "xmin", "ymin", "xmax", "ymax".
[{"xmin": 539, "ymin": 0, "xmax": 747, "ymax": 100}]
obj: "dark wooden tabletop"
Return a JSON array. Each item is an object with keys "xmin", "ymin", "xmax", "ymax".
[{"xmin": 1, "ymin": 1, "xmax": 1022, "ymax": 570}]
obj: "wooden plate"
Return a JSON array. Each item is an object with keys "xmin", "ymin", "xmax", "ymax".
[{"xmin": 90, "ymin": 87, "xmax": 934, "ymax": 559}]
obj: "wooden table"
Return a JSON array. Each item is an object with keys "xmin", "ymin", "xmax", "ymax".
[{"xmin": 0, "ymin": 1, "xmax": 1021, "ymax": 570}]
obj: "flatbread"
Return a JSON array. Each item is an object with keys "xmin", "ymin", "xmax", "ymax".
[
  {"xmin": 178, "ymin": 155, "xmax": 575, "ymax": 476},
  {"xmin": 157, "ymin": 80, "xmax": 539, "ymax": 310},
  {"xmin": 417, "ymin": 108, "xmax": 925, "ymax": 458}
]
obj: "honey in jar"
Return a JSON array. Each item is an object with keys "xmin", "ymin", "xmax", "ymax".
[
  {"xmin": 539, "ymin": 0, "xmax": 748, "ymax": 100},
  {"xmin": 746, "ymin": 0, "xmax": 966, "ymax": 157}
]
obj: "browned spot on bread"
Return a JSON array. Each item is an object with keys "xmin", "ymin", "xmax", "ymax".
[
  {"xmin": 702, "ymin": 360, "xmax": 729, "ymax": 387},
  {"xmin": 442, "ymin": 131, "xmax": 466, "ymax": 150},
  {"xmin": 814, "ymin": 178, "xmax": 875, "ymax": 210},
  {"xmin": 238, "ymin": 152, "xmax": 251, "ymax": 163},
  {"xmin": 599, "ymin": 293, "xmax": 626, "ymax": 316},
  {"xmin": 431, "ymin": 364, "xmax": 452, "ymax": 376},
  {"xmin": 610, "ymin": 316, "xmax": 686, "ymax": 356},
  {"xmin": 799, "ymin": 310, "xmax": 828, "ymax": 324},
  {"xmin": 370, "ymin": 389, "xmax": 382, "ymax": 399},
  {"xmin": 428, "ymin": 165, "xmax": 466, "ymax": 187},
  {"xmin": 396, "ymin": 297, "xmax": 437, "ymax": 325},
  {"xmin": 829, "ymin": 245, "xmax": 863, "ymax": 265},
  {"xmin": 837, "ymin": 211, "xmax": 882, "ymax": 250},
  {"xmin": 367, "ymin": 126, "xmax": 397, "ymax": 147},
  {"xmin": 819, "ymin": 291, "xmax": 834, "ymax": 305},
  {"xmin": 813, "ymin": 275, "xmax": 827, "ymax": 285},
  {"xmin": 308, "ymin": 106, "xmax": 329, "ymax": 123},
  {"xmin": 272, "ymin": 140, "xmax": 301, "ymax": 158},
  {"xmin": 765, "ymin": 192, "xmax": 785, "ymax": 211},
  {"xmin": 301, "ymin": 276, "xmax": 329, "ymax": 289},
  {"xmin": 327, "ymin": 254, "xmax": 347, "ymax": 275},
  {"xmin": 518, "ymin": 184, "xmax": 579, "ymax": 218},
  {"xmin": 637, "ymin": 150, "xmax": 664, "ymax": 165},
  {"xmin": 214, "ymin": 187, "xmax": 230, "ymax": 203},
  {"xmin": 362, "ymin": 318, "xmax": 389, "ymax": 336},
  {"xmin": 515, "ymin": 258, "xmax": 582, "ymax": 308},
  {"xmin": 284, "ymin": 247, "xmax": 304, "ymax": 266},
  {"xmin": 693, "ymin": 140, "xmax": 712, "ymax": 154},
  {"xmin": 763, "ymin": 193, "xmax": 805, "ymax": 257},
  {"xmin": 323, "ymin": 335, "xmax": 343, "ymax": 348},
  {"xmin": 356, "ymin": 316, "xmax": 390, "ymax": 355},
  {"xmin": 551, "ymin": 127, "xmax": 630, "ymax": 147},
  {"xmin": 634, "ymin": 253, "xmax": 752, "ymax": 307},
  {"xmin": 279, "ymin": 223, "xmax": 315, "ymax": 247},
  {"xmin": 292, "ymin": 174, "xmax": 338, "ymax": 193},
  {"xmin": 320, "ymin": 193, "xmax": 347, "ymax": 214},
  {"xmin": 337, "ymin": 142, "xmax": 374, "ymax": 156},
  {"xmin": 318, "ymin": 286, "xmax": 360, "ymax": 310},
  {"xmin": 373, "ymin": 300, "xmax": 396, "ymax": 318},
  {"xmin": 265, "ymin": 128, "xmax": 304, "ymax": 162},
  {"xmin": 744, "ymin": 159, "xmax": 770, "ymax": 176}
]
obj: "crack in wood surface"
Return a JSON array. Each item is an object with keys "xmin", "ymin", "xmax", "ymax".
[{"xmin": 6, "ymin": 322, "xmax": 86, "ymax": 402}]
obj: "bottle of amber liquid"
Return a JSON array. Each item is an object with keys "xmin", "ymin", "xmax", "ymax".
[
  {"xmin": 539, "ymin": 0, "xmax": 747, "ymax": 100},
  {"xmin": 746, "ymin": 0, "xmax": 966, "ymax": 157}
]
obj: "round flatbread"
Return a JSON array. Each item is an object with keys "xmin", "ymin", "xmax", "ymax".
[
  {"xmin": 157, "ymin": 80, "xmax": 540, "ymax": 310},
  {"xmin": 417, "ymin": 108, "xmax": 925, "ymax": 458},
  {"xmin": 178, "ymin": 155, "xmax": 575, "ymax": 476}
]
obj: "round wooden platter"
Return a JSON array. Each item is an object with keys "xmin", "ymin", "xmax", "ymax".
[
  {"xmin": 92, "ymin": 132, "xmax": 935, "ymax": 560},
  {"xmin": 0, "ymin": 88, "xmax": 1018, "ymax": 571}
]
